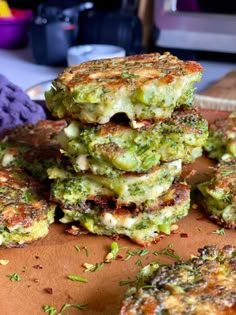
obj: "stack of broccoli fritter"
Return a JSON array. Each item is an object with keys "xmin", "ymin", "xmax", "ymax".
[{"xmin": 45, "ymin": 52, "xmax": 208, "ymax": 245}]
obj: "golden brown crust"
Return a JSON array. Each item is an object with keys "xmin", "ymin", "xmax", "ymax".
[
  {"xmin": 0, "ymin": 119, "xmax": 67, "ymax": 148},
  {"xmin": 56, "ymin": 52, "xmax": 203, "ymax": 92},
  {"xmin": 209, "ymin": 114, "xmax": 236, "ymax": 139},
  {"xmin": 210, "ymin": 162, "xmax": 236, "ymax": 196},
  {"xmin": 120, "ymin": 245, "xmax": 236, "ymax": 315},
  {"xmin": 0, "ymin": 167, "xmax": 52, "ymax": 230}
]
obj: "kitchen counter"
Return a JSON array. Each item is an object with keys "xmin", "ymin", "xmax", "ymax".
[
  {"xmin": 0, "ymin": 46, "xmax": 236, "ymax": 94},
  {"xmin": 0, "ymin": 47, "xmax": 64, "ymax": 91}
]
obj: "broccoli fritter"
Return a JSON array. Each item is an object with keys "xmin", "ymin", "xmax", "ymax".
[
  {"xmin": 0, "ymin": 167, "xmax": 56, "ymax": 247},
  {"xmin": 204, "ymin": 112, "xmax": 236, "ymax": 160},
  {"xmin": 120, "ymin": 245, "xmax": 236, "ymax": 315},
  {"xmin": 58, "ymin": 107, "xmax": 208, "ymax": 176},
  {"xmin": 45, "ymin": 52, "xmax": 203, "ymax": 124},
  {"xmin": 0, "ymin": 119, "xmax": 67, "ymax": 182},
  {"xmin": 50, "ymin": 182, "xmax": 190, "ymax": 246},
  {"xmin": 197, "ymin": 158, "xmax": 236, "ymax": 229}
]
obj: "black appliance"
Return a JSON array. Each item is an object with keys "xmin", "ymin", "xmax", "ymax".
[{"xmin": 29, "ymin": 2, "xmax": 92, "ymax": 66}]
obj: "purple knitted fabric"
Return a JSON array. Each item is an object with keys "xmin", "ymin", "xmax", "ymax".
[{"xmin": 0, "ymin": 75, "xmax": 46, "ymax": 134}]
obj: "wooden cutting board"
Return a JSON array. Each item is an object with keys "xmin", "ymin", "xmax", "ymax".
[
  {"xmin": 194, "ymin": 70, "xmax": 236, "ymax": 112},
  {"xmin": 201, "ymin": 70, "xmax": 236, "ymax": 99},
  {"xmin": 0, "ymin": 73, "xmax": 235, "ymax": 315}
]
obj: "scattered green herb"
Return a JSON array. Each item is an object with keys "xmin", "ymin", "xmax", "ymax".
[
  {"xmin": 178, "ymin": 264, "xmax": 198, "ymax": 273},
  {"xmin": 123, "ymin": 254, "xmax": 132, "ymax": 261},
  {"xmin": 105, "ymin": 242, "xmax": 120, "ymax": 262},
  {"xmin": 124, "ymin": 248, "xmax": 149, "ymax": 260},
  {"xmin": 141, "ymin": 285, "xmax": 156, "ymax": 289},
  {"xmin": 83, "ymin": 246, "xmax": 89, "ymax": 257},
  {"xmin": 220, "ymin": 169, "xmax": 234, "ymax": 176},
  {"xmin": 67, "ymin": 274, "xmax": 88, "ymax": 283},
  {"xmin": 136, "ymin": 259, "xmax": 143, "ymax": 267},
  {"xmin": 57, "ymin": 303, "xmax": 88, "ymax": 314},
  {"xmin": 121, "ymin": 71, "xmax": 139, "ymax": 79},
  {"xmin": 74, "ymin": 245, "xmax": 80, "ymax": 252},
  {"xmin": 43, "ymin": 305, "xmax": 57, "ymax": 315},
  {"xmin": 23, "ymin": 190, "xmax": 34, "ymax": 203},
  {"xmin": 119, "ymin": 279, "xmax": 135, "ymax": 286},
  {"xmin": 212, "ymin": 228, "xmax": 225, "ymax": 235},
  {"xmin": 43, "ymin": 303, "xmax": 88, "ymax": 315},
  {"xmin": 7, "ymin": 273, "xmax": 21, "ymax": 282},
  {"xmin": 153, "ymin": 244, "xmax": 182, "ymax": 262},
  {"xmin": 84, "ymin": 262, "xmax": 104, "ymax": 272}
]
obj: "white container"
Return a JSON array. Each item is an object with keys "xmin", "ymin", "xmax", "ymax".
[{"xmin": 67, "ymin": 44, "xmax": 126, "ymax": 65}]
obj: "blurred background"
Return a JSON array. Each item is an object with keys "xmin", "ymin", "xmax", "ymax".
[{"xmin": 1, "ymin": 0, "xmax": 236, "ymax": 94}]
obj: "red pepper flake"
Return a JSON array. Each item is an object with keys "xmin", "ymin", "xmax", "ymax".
[
  {"xmin": 35, "ymin": 256, "xmax": 40, "ymax": 259},
  {"xmin": 180, "ymin": 233, "xmax": 188, "ymax": 238},
  {"xmin": 111, "ymin": 235, "xmax": 120, "ymax": 241},
  {"xmin": 44, "ymin": 287, "xmax": 53, "ymax": 294},
  {"xmin": 117, "ymin": 255, "xmax": 123, "ymax": 260},
  {"xmin": 33, "ymin": 264, "xmax": 43, "ymax": 269}
]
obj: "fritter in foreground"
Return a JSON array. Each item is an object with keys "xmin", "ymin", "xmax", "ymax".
[
  {"xmin": 0, "ymin": 167, "xmax": 56, "ymax": 247},
  {"xmin": 120, "ymin": 245, "xmax": 236, "ymax": 315},
  {"xmin": 45, "ymin": 52, "xmax": 203, "ymax": 124},
  {"xmin": 197, "ymin": 158, "xmax": 236, "ymax": 229}
]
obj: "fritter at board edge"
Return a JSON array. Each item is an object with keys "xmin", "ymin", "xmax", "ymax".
[
  {"xmin": 204, "ymin": 112, "xmax": 236, "ymax": 160},
  {"xmin": 119, "ymin": 245, "xmax": 236, "ymax": 315},
  {"xmin": 0, "ymin": 166, "xmax": 56, "ymax": 247},
  {"xmin": 50, "ymin": 182, "xmax": 190, "ymax": 247},
  {"xmin": 197, "ymin": 158, "xmax": 236, "ymax": 229},
  {"xmin": 0, "ymin": 119, "xmax": 68, "ymax": 182},
  {"xmin": 45, "ymin": 52, "xmax": 203, "ymax": 124},
  {"xmin": 58, "ymin": 106, "xmax": 208, "ymax": 177}
]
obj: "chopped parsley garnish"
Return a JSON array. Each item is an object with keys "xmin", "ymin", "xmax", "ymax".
[
  {"xmin": 74, "ymin": 245, "xmax": 80, "ymax": 252},
  {"xmin": 212, "ymin": 228, "xmax": 225, "ymax": 235},
  {"xmin": 124, "ymin": 248, "xmax": 149, "ymax": 260},
  {"xmin": 58, "ymin": 303, "xmax": 88, "ymax": 314},
  {"xmin": 220, "ymin": 169, "xmax": 234, "ymax": 176},
  {"xmin": 105, "ymin": 242, "xmax": 121, "ymax": 262},
  {"xmin": 119, "ymin": 279, "xmax": 135, "ymax": 286},
  {"xmin": 23, "ymin": 189, "xmax": 34, "ymax": 203},
  {"xmin": 153, "ymin": 244, "xmax": 182, "ymax": 262},
  {"xmin": 141, "ymin": 285, "xmax": 156, "ymax": 289},
  {"xmin": 43, "ymin": 303, "xmax": 88, "ymax": 315},
  {"xmin": 121, "ymin": 71, "xmax": 139, "ymax": 79},
  {"xmin": 7, "ymin": 273, "xmax": 21, "ymax": 282},
  {"xmin": 84, "ymin": 262, "xmax": 104, "ymax": 272},
  {"xmin": 67, "ymin": 274, "xmax": 88, "ymax": 283},
  {"xmin": 43, "ymin": 305, "xmax": 57, "ymax": 315},
  {"xmin": 136, "ymin": 259, "xmax": 143, "ymax": 267},
  {"xmin": 83, "ymin": 246, "xmax": 89, "ymax": 257},
  {"xmin": 102, "ymin": 87, "xmax": 111, "ymax": 93}
]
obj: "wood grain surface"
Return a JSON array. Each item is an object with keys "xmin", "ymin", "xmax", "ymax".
[
  {"xmin": 201, "ymin": 70, "xmax": 236, "ymax": 99},
  {"xmin": 0, "ymin": 74, "xmax": 235, "ymax": 315}
]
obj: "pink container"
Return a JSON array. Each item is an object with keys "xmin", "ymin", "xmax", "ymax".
[{"xmin": 0, "ymin": 8, "xmax": 33, "ymax": 49}]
